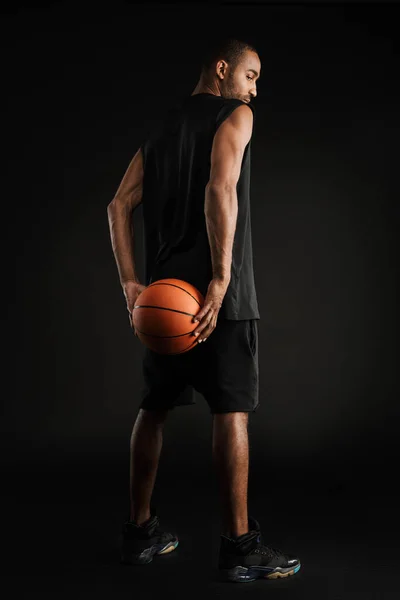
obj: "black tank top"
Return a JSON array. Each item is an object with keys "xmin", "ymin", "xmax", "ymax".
[{"xmin": 140, "ymin": 93, "xmax": 260, "ymax": 321}]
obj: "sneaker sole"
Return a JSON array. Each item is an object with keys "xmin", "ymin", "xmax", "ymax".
[
  {"xmin": 121, "ymin": 540, "xmax": 179, "ymax": 565},
  {"xmin": 220, "ymin": 563, "xmax": 301, "ymax": 583}
]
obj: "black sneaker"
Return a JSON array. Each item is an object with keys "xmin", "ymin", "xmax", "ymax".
[
  {"xmin": 218, "ymin": 516, "xmax": 301, "ymax": 582},
  {"xmin": 120, "ymin": 510, "xmax": 179, "ymax": 565}
]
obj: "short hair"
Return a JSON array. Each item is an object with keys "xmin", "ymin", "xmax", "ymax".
[{"xmin": 201, "ymin": 37, "xmax": 258, "ymax": 76}]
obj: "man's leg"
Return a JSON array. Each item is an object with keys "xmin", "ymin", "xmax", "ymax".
[
  {"xmin": 129, "ymin": 407, "xmax": 169, "ymax": 525},
  {"xmin": 212, "ymin": 412, "xmax": 250, "ymax": 538}
]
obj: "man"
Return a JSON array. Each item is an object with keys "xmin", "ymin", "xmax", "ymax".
[{"xmin": 107, "ymin": 37, "xmax": 300, "ymax": 583}]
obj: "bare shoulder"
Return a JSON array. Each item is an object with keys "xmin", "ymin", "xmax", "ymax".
[{"xmin": 215, "ymin": 101, "xmax": 254, "ymax": 145}]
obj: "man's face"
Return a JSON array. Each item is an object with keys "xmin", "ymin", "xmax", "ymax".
[{"xmin": 221, "ymin": 50, "xmax": 261, "ymax": 104}]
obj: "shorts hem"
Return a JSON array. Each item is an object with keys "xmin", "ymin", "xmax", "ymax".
[{"xmin": 210, "ymin": 406, "xmax": 259, "ymax": 414}]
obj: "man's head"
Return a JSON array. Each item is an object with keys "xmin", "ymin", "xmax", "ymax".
[{"xmin": 200, "ymin": 37, "xmax": 261, "ymax": 103}]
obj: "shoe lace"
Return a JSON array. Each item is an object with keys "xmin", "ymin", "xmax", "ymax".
[
  {"xmin": 152, "ymin": 522, "xmax": 172, "ymax": 543},
  {"xmin": 254, "ymin": 533, "xmax": 285, "ymax": 560},
  {"xmin": 158, "ymin": 530, "xmax": 172, "ymax": 543},
  {"xmin": 127, "ymin": 516, "xmax": 171, "ymax": 543}
]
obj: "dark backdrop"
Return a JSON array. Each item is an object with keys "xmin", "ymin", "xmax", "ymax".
[{"xmin": 5, "ymin": 1, "xmax": 400, "ymax": 597}]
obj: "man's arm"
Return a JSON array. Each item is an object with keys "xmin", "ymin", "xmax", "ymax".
[
  {"xmin": 205, "ymin": 104, "xmax": 253, "ymax": 283},
  {"xmin": 107, "ymin": 147, "xmax": 144, "ymax": 286},
  {"xmin": 190, "ymin": 104, "xmax": 254, "ymax": 339}
]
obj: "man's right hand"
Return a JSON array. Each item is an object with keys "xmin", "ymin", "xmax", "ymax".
[
  {"xmin": 191, "ymin": 277, "xmax": 229, "ymax": 343},
  {"xmin": 122, "ymin": 280, "xmax": 147, "ymax": 336}
]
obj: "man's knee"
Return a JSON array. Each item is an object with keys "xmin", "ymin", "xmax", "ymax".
[{"xmin": 138, "ymin": 407, "xmax": 169, "ymax": 425}]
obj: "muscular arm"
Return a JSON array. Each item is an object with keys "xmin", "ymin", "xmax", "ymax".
[
  {"xmin": 205, "ymin": 104, "xmax": 254, "ymax": 283},
  {"xmin": 107, "ymin": 147, "xmax": 144, "ymax": 286}
]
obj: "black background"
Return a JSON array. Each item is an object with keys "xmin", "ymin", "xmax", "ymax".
[{"xmin": 5, "ymin": 1, "xmax": 400, "ymax": 597}]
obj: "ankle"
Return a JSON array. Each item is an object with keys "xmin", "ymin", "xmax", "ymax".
[
  {"xmin": 129, "ymin": 510, "xmax": 151, "ymax": 526},
  {"xmin": 223, "ymin": 520, "xmax": 249, "ymax": 539},
  {"xmin": 229, "ymin": 528, "xmax": 249, "ymax": 539}
]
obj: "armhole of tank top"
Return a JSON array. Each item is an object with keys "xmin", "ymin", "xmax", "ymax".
[
  {"xmin": 140, "ymin": 140, "xmax": 147, "ymax": 171},
  {"xmin": 214, "ymin": 100, "xmax": 255, "ymax": 135}
]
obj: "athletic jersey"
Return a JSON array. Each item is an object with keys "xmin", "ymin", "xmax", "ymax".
[{"xmin": 140, "ymin": 92, "xmax": 260, "ymax": 321}]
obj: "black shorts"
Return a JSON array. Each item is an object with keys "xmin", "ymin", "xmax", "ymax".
[{"xmin": 139, "ymin": 319, "xmax": 259, "ymax": 414}]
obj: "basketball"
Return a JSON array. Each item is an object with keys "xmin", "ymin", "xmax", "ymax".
[{"xmin": 131, "ymin": 278, "xmax": 205, "ymax": 355}]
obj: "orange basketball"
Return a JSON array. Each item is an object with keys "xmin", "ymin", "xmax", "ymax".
[{"xmin": 131, "ymin": 278, "xmax": 205, "ymax": 355}]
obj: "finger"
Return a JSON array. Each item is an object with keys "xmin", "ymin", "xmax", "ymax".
[
  {"xmin": 193, "ymin": 316, "xmax": 213, "ymax": 338},
  {"xmin": 128, "ymin": 313, "xmax": 136, "ymax": 334},
  {"xmin": 192, "ymin": 318, "xmax": 206, "ymax": 336},
  {"xmin": 197, "ymin": 322, "xmax": 214, "ymax": 342},
  {"xmin": 193, "ymin": 304, "xmax": 211, "ymax": 323},
  {"xmin": 200, "ymin": 315, "xmax": 218, "ymax": 340},
  {"xmin": 192, "ymin": 312, "xmax": 211, "ymax": 332}
]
